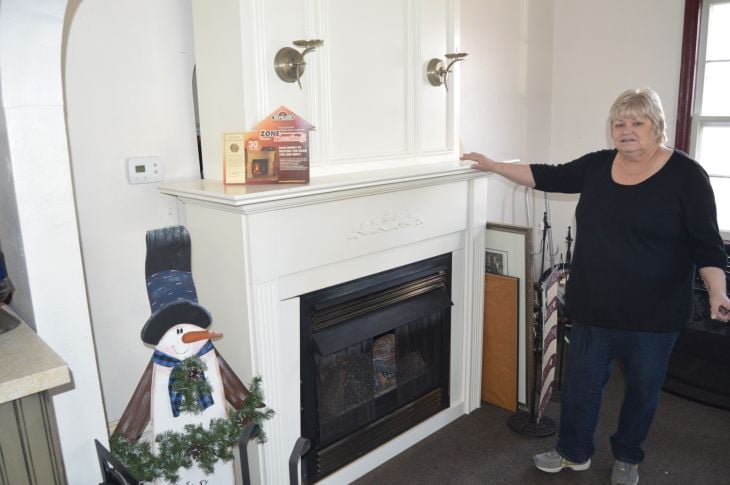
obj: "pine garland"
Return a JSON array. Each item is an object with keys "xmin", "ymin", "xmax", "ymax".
[{"xmin": 111, "ymin": 376, "xmax": 274, "ymax": 483}]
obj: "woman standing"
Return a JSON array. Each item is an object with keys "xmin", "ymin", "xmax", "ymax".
[{"xmin": 463, "ymin": 88, "xmax": 730, "ymax": 485}]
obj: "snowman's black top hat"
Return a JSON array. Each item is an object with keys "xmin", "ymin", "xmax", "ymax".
[{"xmin": 140, "ymin": 226, "xmax": 211, "ymax": 345}]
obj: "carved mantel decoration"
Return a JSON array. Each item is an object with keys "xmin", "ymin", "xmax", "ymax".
[{"xmin": 348, "ymin": 210, "xmax": 423, "ymax": 240}]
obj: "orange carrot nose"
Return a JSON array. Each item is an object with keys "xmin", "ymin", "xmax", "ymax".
[{"xmin": 182, "ymin": 330, "xmax": 223, "ymax": 343}]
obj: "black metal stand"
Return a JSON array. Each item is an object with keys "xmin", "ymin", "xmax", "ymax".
[
  {"xmin": 549, "ymin": 227, "xmax": 572, "ymax": 403},
  {"xmin": 94, "ymin": 422, "xmax": 264, "ymax": 485},
  {"xmin": 506, "ymin": 322, "xmax": 557, "ymax": 437},
  {"xmin": 239, "ymin": 422, "xmax": 262, "ymax": 485},
  {"xmin": 289, "ymin": 437, "xmax": 311, "ymax": 485},
  {"xmin": 506, "ymin": 207, "xmax": 557, "ymax": 437},
  {"xmin": 507, "ymin": 412, "xmax": 557, "ymax": 437},
  {"xmin": 95, "ymin": 439, "xmax": 141, "ymax": 485}
]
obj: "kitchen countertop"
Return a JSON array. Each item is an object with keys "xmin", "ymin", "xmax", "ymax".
[{"xmin": 0, "ymin": 306, "xmax": 70, "ymax": 404}]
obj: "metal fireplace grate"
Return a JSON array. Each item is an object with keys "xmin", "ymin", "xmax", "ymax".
[{"xmin": 316, "ymin": 388, "xmax": 445, "ymax": 478}]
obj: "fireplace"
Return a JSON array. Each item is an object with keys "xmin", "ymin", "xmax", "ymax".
[
  {"xmin": 159, "ymin": 163, "xmax": 488, "ymax": 484},
  {"xmin": 299, "ymin": 254, "xmax": 452, "ymax": 482}
]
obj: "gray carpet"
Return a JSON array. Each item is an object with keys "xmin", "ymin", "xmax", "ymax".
[{"xmin": 352, "ymin": 368, "xmax": 730, "ymax": 484}]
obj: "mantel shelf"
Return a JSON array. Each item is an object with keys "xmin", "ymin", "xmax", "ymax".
[{"xmin": 159, "ymin": 161, "xmax": 490, "ymax": 212}]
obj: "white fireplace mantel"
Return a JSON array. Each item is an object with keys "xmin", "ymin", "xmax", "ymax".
[
  {"xmin": 159, "ymin": 162, "xmax": 489, "ymax": 484},
  {"xmin": 160, "ymin": 161, "xmax": 482, "ymax": 210}
]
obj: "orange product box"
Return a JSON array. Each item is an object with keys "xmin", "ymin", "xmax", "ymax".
[{"xmin": 225, "ymin": 106, "xmax": 314, "ymax": 185}]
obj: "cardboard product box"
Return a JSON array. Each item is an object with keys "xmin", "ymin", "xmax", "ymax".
[{"xmin": 237, "ymin": 106, "xmax": 314, "ymax": 185}]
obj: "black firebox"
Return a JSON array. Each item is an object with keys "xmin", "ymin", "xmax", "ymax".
[{"xmin": 299, "ymin": 254, "xmax": 452, "ymax": 483}]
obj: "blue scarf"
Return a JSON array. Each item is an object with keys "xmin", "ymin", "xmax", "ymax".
[{"xmin": 152, "ymin": 340, "xmax": 215, "ymax": 417}]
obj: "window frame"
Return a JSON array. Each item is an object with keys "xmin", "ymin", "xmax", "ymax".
[
  {"xmin": 676, "ymin": 0, "xmax": 730, "ymax": 238},
  {"xmin": 676, "ymin": 0, "xmax": 702, "ymax": 153}
]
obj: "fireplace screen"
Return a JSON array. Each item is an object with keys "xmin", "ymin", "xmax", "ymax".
[{"xmin": 300, "ymin": 254, "xmax": 452, "ymax": 482}]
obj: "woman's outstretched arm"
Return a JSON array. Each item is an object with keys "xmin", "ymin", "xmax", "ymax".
[{"xmin": 462, "ymin": 152, "xmax": 536, "ymax": 187}]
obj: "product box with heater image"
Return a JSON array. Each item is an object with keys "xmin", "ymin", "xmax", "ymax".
[{"xmin": 225, "ymin": 106, "xmax": 314, "ymax": 185}]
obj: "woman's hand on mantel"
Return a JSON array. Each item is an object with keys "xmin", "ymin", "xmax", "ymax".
[
  {"xmin": 461, "ymin": 152, "xmax": 499, "ymax": 172},
  {"xmin": 461, "ymin": 152, "xmax": 536, "ymax": 188}
]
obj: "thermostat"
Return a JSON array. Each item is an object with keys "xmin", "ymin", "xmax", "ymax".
[{"xmin": 126, "ymin": 156, "xmax": 164, "ymax": 184}]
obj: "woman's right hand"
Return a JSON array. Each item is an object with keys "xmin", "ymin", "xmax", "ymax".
[
  {"xmin": 460, "ymin": 151, "xmax": 536, "ymax": 187},
  {"xmin": 461, "ymin": 152, "xmax": 498, "ymax": 172}
]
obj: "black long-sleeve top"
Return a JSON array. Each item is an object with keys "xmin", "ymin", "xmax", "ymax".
[{"xmin": 530, "ymin": 149, "xmax": 726, "ymax": 331}]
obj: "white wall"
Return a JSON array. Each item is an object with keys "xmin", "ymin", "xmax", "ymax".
[
  {"xmin": 462, "ymin": 0, "xmax": 685, "ymax": 268},
  {"xmin": 0, "ymin": 1, "xmax": 107, "ymax": 483},
  {"xmin": 461, "ymin": 0, "xmax": 549, "ymax": 229},
  {"xmin": 460, "ymin": 0, "xmax": 554, "ymax": 282},
  {"xmin": 546, "ymin": 0, "xmax": 685, "ymax": 259},
  {"xmin": 64, "ymin": 0, "xmax": 201, "ymax": 421}
]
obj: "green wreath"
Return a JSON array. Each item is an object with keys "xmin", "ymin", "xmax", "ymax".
[
  {"xmin": 111, "ymin": 375, "xmax": 274, "ymax": 483},
  {"xmin": 170, "ymin": 355, "xmax": 213, "ymax": 414}
]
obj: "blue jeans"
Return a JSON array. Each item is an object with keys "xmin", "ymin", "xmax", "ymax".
[{"xmin": 556, "ymin": 322, "xmax": 679, "ymax": 465}]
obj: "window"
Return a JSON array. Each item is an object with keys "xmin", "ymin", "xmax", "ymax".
[{"xmin": 677, "ymin": 0, "xmax": 730, "ymax": 236}]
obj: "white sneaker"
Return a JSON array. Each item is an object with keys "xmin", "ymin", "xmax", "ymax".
[
  {"xmin": 533, "ymin": 449, "xmax": 591, "ymax": 473},
  {"xmin": 611, "ymin": 460, "xmax": 639, "ymax": 485}
]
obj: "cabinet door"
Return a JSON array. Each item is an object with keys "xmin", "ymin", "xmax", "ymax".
[
  {"xmin": 324, "ymin": 0, "xmax": 412, "ymax": 164},
  {"xmin": 192, "ymin": 0, "xmax": 458, "ymax": 180}
]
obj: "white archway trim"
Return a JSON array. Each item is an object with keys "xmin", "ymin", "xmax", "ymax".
[{"xmin": 0, "ymin": 1, "xmax": 108, "ymax": 483}]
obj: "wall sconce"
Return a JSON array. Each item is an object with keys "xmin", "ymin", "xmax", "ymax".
[
  {"xmin": 426, "ymin": 52, "xmax": 468, "ymax": 91},
  {"xmin": 274, "ymin": 39, "xmax": 324, "ymax": 89}
]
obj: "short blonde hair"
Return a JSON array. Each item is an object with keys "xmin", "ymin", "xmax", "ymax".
[{"xmin": 608, "ymin": 88, "xmax": 667, "ymax": 144}]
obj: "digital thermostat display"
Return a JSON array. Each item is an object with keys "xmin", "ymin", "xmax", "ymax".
[{"xmin": 126, "ymin": 157, "xmax": 163, "ymax": 184}]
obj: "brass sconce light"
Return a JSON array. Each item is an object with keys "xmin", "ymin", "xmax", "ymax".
[
  {"xmin": 426, "ymin": 52, "xmax": 468, "ymax": 91},
  {"xmin": 274, "ymin": 39, "xmax": 324, "ymax": 89}
]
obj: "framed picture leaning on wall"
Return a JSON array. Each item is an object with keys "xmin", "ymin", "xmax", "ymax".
[{"xmin": 484, "ymin": 222, "xmax": 534, "ymax": 412}]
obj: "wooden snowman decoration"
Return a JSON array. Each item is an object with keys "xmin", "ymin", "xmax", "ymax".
[{"xmin": 114, "ymin": 226, "xmax": 250, "ymax": 485}]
